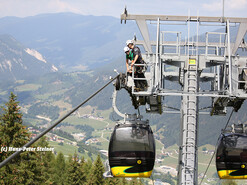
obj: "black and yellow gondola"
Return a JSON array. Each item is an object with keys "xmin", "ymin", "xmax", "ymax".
[
  {"xmin": 216, "ymin": 133, "xmax": 247, "ymax": 179},
  {"xmin": 108, "ymin": 121, "xmax": 155, "ymax": 178},
  {"xmin": 217, "ymin": 169, "xmax": 247, "ymax": 179},
  {"xmin": 110, "ymin": 158, "xmax": 154, "ymax": 177}
]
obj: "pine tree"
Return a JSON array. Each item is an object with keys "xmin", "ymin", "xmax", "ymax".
[
  {"xmin": 129, "ymin": 178, "xmax": 143, "ymax": 185},
  {"xmin": 120, "ymin": 178, "xmax": 128, "ymax": 185},
  {"xmin": 0, "ymin": 93, "xmax": 31, "ymax": 184},
  {"xmin": 66, "ymin": 153, "xmax": 86, "ymax": 185},
  {"xmin": 0, "ymin": 93, "xmax": 53, "ymax": 184},
  {"xmin": 0, "ymin": 92, "xmax": 30, "ymax": 152},
  {"xmin": 80, "ymin": 156, "xmax": 85, "ymax": 166},
  {"xmin": 18, "ymin": 146, "xmax": 46, "ymax": 184},
  {"xmin": 104, "ymin": 178, "xmax": 116, "ymax": 185},
  {"xmin": 87, "ymin": 154, "xmax": 105, "ymax": 185},
  {"xmin": 53, "ymin": 152, "xmax": 66, "ymax": 184},
  {"xmin": 83, "ymin": 158, "xmax": 93, "ymax": 182},
  {"xmin": 104, "ymin": 177, "xmax": 133, "ymax": 185},
  {"xmin": 105, "ymin": 178, "xmax": 123, "ymax": 185},
  {"xmin": 37, "ymin": 137, "xmax": 55, "ymax": 184},
  {"xmin": 222, "ymin": 180, "xmax": 238, "ymax": 185}
]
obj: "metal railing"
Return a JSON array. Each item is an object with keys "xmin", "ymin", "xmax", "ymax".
[
  {"xmin": 161, "ymin": 31, "xmax": 181, "ymax": 55},
  {"xmin": 130, "ymin": 63, "xmax": 152, "ymax": 94},
  {"xmin": 205, "ymin": 32, "xmax": 227, "ymax": 57}
]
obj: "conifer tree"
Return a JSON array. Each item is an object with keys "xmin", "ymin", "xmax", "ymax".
[
  {"xmin": 104, "ymin": 177, "xmax": 130, "ymax": 185},
  {"xmin": 66, "ymin": 153, "xmax": 86, "ymax": 185},
  {"xmin": 129, "ymin": 178, "xmax": 143, "ymax": 185},
  {"xmin": 0, "ymin": 93, "xmax": 32, "ymax": 184},
  {"xmin": 53, "ymin": 152, "xmax": 66, "ymax": 184},
  {"xmin": 87, "ymin": 154, "xmax": 105, "ymax": 185},
  {"xmin": 0, "ymin": 93, "xmax": 53, "ymax": 184},
  {"xmin": 18, "ymin": 146, "xmax": 46, "ymax": 184},
  {"xmin": 53, "ymin": 152, "xmax": 66, "ymax": 185},
  {"xmin": 120, "ymin": 178, "xmax": 128, "ymax": 185},
  {"xmin": 104, "ymin": 177, "xmax": 122, "ymax": 185},
  {"xmin": 83, "ymin": 158, "xmax": 93, "ymax": 182},
  {"xmin": 222, "ymin": 180, "xmax": 238, "ymax": 185},
  {"xmin": 104, "ymin": 178, "xmax": 114, "ymax": 185},
  {"xmin": 41, "ymin": 151, "xmax": 55, "ymax": 184},
  {"xmin": 0, "ymin": 93, "xmax": 30, "ymax": 152},
  {"xmin": 37, "ymin": 137, "xmax": 55, "ymax": 184}
]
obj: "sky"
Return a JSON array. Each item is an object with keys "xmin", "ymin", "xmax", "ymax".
[{"xmin": 0, "ymin": 0, "xmax": 246, "ymax": 18}]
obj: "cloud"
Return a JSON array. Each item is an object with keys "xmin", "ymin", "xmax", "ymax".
[
  {"xmin": 202, "ymin": 1, "xmax": 222, "ymax": 12},
  {"xmin": 70, "ymin": 64, "xmax": 88, "ymax": 71},
  {"xmin": 0, "ymin": 0, "xmax": 246, "ymax": 18},
  {"xmin": 202, "ymin": 0, "xmax": 247, "ymax": 16},
  {"xmin": 47, "ymin": 0, "xmax": 82, "ymax": 14},
  {"xmin": 0, "ymin": 0, "xmax": 84, "ymax": 17},
  {"xmin": 227, "ymin": 0, "xmax": 247, "ymax": 9},
  {"xmin": 0, "ymin": 0, "xmax": 199, "ymax": 18}
]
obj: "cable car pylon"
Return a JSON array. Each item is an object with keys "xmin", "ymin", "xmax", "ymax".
[
  {"xmin": 0, "ymin": 75, "xmax": 119, "ymax": 169},
  {"xmin": 120, "ymin": 7, "xmax": 247, "ymax": 184}
]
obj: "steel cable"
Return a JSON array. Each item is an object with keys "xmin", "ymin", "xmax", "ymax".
[{"xmin": 0, "ymin": 75, "xmax": 119, "ymax": 168}]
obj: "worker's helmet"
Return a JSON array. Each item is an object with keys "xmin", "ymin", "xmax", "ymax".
[
  {"xmin": 126, "ymin": 40, "xmax": 134, "ymax": 46},
  {"xmin": 124, "ymin": 46, "xmax": 130, "ymax": 52}
]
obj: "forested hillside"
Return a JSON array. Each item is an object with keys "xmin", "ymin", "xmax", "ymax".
[{"xmin": 0, "ymin": 93, "xmax": 145, "ymax": 185}]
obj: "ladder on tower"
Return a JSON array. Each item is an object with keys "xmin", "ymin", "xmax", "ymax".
[
  {"xmin": 183, "ymin": 69, "xmax": 198, "ymax": 184},
  {"xmin": 179, "ymin": 15, "xmax": 200, "ymax": 184}
]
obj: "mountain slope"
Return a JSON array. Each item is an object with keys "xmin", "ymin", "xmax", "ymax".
[
  {"xmin": 0, "ymin": 13, "xmax": 139, "ymax": 71},
  {"xmin": 0, "ymin": 34, "xmax": 57, "ymax": 81}
]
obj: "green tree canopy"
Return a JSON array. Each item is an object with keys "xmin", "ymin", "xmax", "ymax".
[
  {"xmin": 66, "ymin": 153, "xmax": 86, "ymax": 185},
  {"xmin": 87, "ymin": 154, "xmax": 105, "ymax": 185}
]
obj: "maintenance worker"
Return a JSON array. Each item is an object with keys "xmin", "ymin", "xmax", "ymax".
[
  {"xmin": 124, "ymin": 46, "xmax": 133, "ymax": 73},
  {"xmin": 126, "ymin": 40, "xmax": 147, "ymax": 90}
]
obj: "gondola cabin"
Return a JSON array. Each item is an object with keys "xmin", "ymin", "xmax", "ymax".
[
  {"xmin": 216, "ymin": 124, "xmax": 247, "ymax": 179},
  {"xmin": 108, "ymin": 119, "xmax": 155, "ymax": 177}
]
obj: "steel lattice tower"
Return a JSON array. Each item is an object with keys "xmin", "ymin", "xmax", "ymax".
[{"xmin": 121, "ymin": 9, "xmax": 247, "ymax": 184}]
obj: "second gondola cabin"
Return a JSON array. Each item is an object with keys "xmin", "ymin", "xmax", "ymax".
[
  {"xmin": 216, "ymin": 124, "xmax": 247, "ymax": 179},
  {"xmin": 108, "ymin": 119, "xmax": 155, "ymax": 178}
]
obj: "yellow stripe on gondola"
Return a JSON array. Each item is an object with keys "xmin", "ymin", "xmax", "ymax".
[
  {"xmin": 111, "ymin": 166, "xmax": 152, "ymax": 177},
  {"xmin": 218, "ymin": 170, "xmax": 247, "ymax": 179}
]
